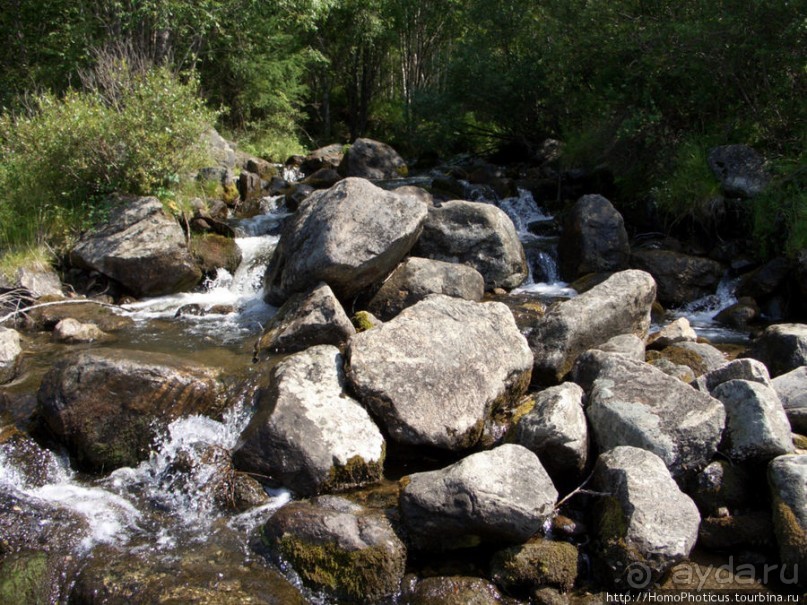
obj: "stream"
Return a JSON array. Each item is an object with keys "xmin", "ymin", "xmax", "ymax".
[{"xmin": 0, "ymin": 184, "xmax": 750, "ymax": 602}]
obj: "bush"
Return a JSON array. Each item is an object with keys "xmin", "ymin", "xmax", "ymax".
[
  {"xmin": 0, "ymin": 64, "xmax": 217, "ymax": 251},
  {"xmin": 752, "ymin": 158, "xmax": 807, "ymax": 258}
]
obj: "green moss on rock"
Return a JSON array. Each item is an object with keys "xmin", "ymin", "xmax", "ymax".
[
  {"xmin": 0, "ymin": 551, "xmax": 53, "ymax": 605},
  {"xmin": 490, "ymin": 539, "xmax": 579, "ymax": 593}
]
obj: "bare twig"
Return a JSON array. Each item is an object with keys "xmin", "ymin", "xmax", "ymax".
[{"xmin": 554, "ymin": 469, "xmax": 610, "ymax": 510}]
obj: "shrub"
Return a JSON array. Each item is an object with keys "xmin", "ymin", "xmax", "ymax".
[
  {"xmin": 751, "ymin": 158, "xmax": 807, "ymax": 258},
  {"xmin": 0, "ymin": 63, "xmax": 217, "ymax": 251}
]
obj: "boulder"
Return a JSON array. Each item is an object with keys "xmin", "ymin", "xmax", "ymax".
[
  {"xmin": 301, "ymin": 167, "xmax": 342, "ymax": 189},
  {"xmin": 630, "ymin": 249, "xmax": 723, "ymax": 307},
  {"xmin": 190, "ymin": 233, "xmax": 242, "ymax": 276},
  {"xmin": 200, "ymin": 128, "xmax": 236, "ymax": 170},
  {"xmin": 558, "ymin": 194, "xmax": 629, "ymax": 281},
  {"xmin": 707, "ymin": 145, "xmax": 769, "ymax": 198},
  {"xmin": 71, "ymin": 543, "xmax": 307, "ymax": 605},
  {"xmin": 338, "ymin": 138, "xmax": 408, "ymax": 179},
  {"xmin": 0, "ymin": 327, "xmax": 21, "ymax": 384},
  {"xmin": 768, "ymin": 455, "xmax": 807, "ymax": 586},
  {"xmin": 646, "ymin": 356, "xmax": 697, "ymax": 383},
  {"xmin": 347, "ymin": 295, "xmax": 532, "ymax": 451},
  {"xmin": 260, "ymin": 496, "xmax": 406, "ymax": 603},
  {"xmin": 513, "ymin": 383, "xmax": 588, "ymax": 484},
  {"xmin": 528, "ymin": 270, "xmax": 656, "ymax": 384},
  {"xmin": 233, "ymin": 345, "xmax": 385, "ymax": 496},
  {"xmin": 737, "ymin": 257, "xmax": 791, "ymax": 300},
  {"xmin": 647, "ymin": 317, "xmax": 698, "ymax": 349},
  {"xmin": 691, "ymin": 358, "xmax": 771, "ymax": 393},
  {"xmin": 365, "ymin": 257, "xmax": 485, "ymax": 320},
  {"xmin": 238, "ymin": 170, "xmax": 262, "ymax": 202},
  {"xmin": 254, "ymin": 283, "xmax": 355, "ymax": 358},
  {"xmin": 24, "ymin": 302, "xmax": 134, "ymax": 333},
  {"xmin": 592, "ymin": 446, "xmax": 700, "ymax": 589},
  {"xmin": 593, "ymin": 334, "xmax": 646, "ymax": 361},
  {"xmin": 714, "ymin": 298, "xmax": 759, "ymax": 329},
  {"xmin": 412, "ymin": 199, "xmax": 528, "ymax": 290},
  {"xmin": 400, "ymin": 576, "xmax": 506, "ymax": 605},
  {"xmin": 490, "ymin": 539, "xmax": 579, "ymax": 594},
  {"xmin": 772, "ymin": 367, "xmax": 807, "ymax": 434},
  {"xmin": 399, "ymin": 444, "xmax": 558, "ymax": 549},
  {"xmin": 52, "ymin": 318, "xmax": 113, "ymax": 344},
  {"xmin": 70, "ymin": 196, "xmax": 202, "ymax": 297},
  {"xmin": 1, "ymin": 265, "xmax": 63, "ymax": 298},
  {"xmin": 263, "ymin": 178, "xmax": 427, "ymax": 304},
  {"xmin": 690, "ymin": 460, "xmax": 757, "ymax": 516},
  {"xmin": 300, "ymin": 143, "xmax": 345, "ymax": 175},
  {"xmin": 712, "ymin": 380, "xmax": 793, "ymax": 461},
  {"xmin": 37, "ymin": 349, "xmax": 224, "ymax": 471},
  {"xmin": 648, "ymin": 342, "xmax": 728, "ymax": 377},
  {"xmin": 573, "ymin": 350, "xmax": 725, "ymax": 477},
  {"xmin": 746, "ymin": 323, "xmax": 807, "ymax": 377}
]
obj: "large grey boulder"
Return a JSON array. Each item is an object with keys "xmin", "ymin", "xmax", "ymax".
[
  {"xmin": 254, "ymin": 283, "xmax": 355, "ymax": 358},
  {"xmin": 528, "ymin": 270, "xmax": 656, "ymax": 384},
  {"xmin": 233, "ymin": 345, "xmax": 385, "ymax": 496},
  {"xmin": 365, "ymin": 257, "xmax": 484, "ymax": 320},
  {"xmin": 263, "ymin": 178, "xmax": 427, "ymax": 304},
  {"xmin": 573, "ymin": 350, "xmax": 725, "ymax": 477},
  {"xmin": 769, "ymin": 455, "xmax": 807, "ymax": 586},
  {"xmin": 592, "ymin": 446, "xmax": 700, "ymax": 589},
  {"xmin": 713, "ymin": 380, "xmax": 793, "ymax": 461},
  {"xmin": 338, "ymin": 138, "xmax": 407, "ymax": 180},
  {"xmin": 0, "ymin": 327, "xmax": 22, "ymax": 384},
  {"xmin": 513, "ymin": 382, "xmax": 588, "ymax": 484},
  {"xmin": 772, "ymin": 367, "xmax": 807, "ymax": 433},
  {"xmin": 399, "ymin": 444, "xmax": 558, "ymax": 549},
  {"xmin": 630, "ymin": 249, "xmax": 723, "ymax": 307},
  {"xmin": 347, "ymin": 295, "xmax": 532, "ymax": 451},
  {"xmin": 746, "ymin": 323, "xmax": 807, "ymax": 377},
  {"xmin": 261, "ymin": 496, "xmax": 406, "ymax": 603},
  {"xmin": 691, "ymin": 358, "xmax": 771, "ymax": 393},
  {"xmin": 37, "ymin": 349, "xmax": 224, "ymax": 471},
  {"xmin": 300, "ymin": 143, "xmax": 344, "ymax": 175},
  {"xmin": 412, "ymin": 199, "xmax": 528, "ymax": 290},
  {"xmin": 707, "ymin": 145, "xmax": 769, "ymax": 198},
  {"xmin": 593, "ymin": 334, "xmax": 646, "ymax": 361},
  {"xmin": 0, "ymin": 264, "xmax": 63, "ymax": 298},
  {"xmin": 558, "ymin": 194, "xmax": 629, "ymax": 281},
  {"xmin": 71, "ymin": 196, "xmax": 202, "ymax": 297},
  {"xmin": 647, "ymin": 317, "xmax": 698, "ymax": 349}
]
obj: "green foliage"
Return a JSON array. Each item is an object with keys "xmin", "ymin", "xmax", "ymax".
[
  {"xmin": 653, "ymin": 138, "xmax": 721, "ymax": 221},
  {"xmin": 752, "ymin": 157, "xmax": 807, "ymax": 258},
  {"xmin": 0, "ymin": 65, "xmax": 216, "ymax": 250}
]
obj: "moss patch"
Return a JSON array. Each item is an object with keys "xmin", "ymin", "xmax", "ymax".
[
  {"xmin": 325, "ymin": 450, "xmax": 385, "ymax": 493},
  {"xmin": 490, "ymin": 539, "xmax": 579, "ymax": 593},
  {"xmin": 0, "ymin": 551, "xmax": 52, "ymax": 605}
]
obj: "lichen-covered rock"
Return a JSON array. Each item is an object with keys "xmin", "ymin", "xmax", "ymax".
[
  {"xmin": 260, "ymin": 496, "xmax": 406, "ymax": 603},
  {"xmin": 412, "ymin": 199, "xmax": 528, "ymax": 290},
  {"xmin": 338, "ymin": 138, "xmax": 407, "ymax": 179},
  {"xmin": 37, "ymin": 349, "xmax": 224, "ymax": 471},
  {"xmin": 528, "ymin": 270, "xmax": 656, "ymax": 384},
  {"xmin": 513, "ymin": 383, "xmax": 588, "ymax": 485},
  {"xmin": 558, "ymin": 194, "xmax": 629, "ymax": 281},
  {"xmin": 647, "ymin": 317, "xmax": 698, "ymax": 349},
  {"xmin": 747, "ymin": 323, "xmax": 807, "ymax": 377},
  {"xmin": 347, "ymin": 295, "xmax": 532, "ymax": 451},
  {"xmin": 365, "ymin": 257, "xmax": 485, "ymax": 320},
  {"xmin": 649, "ymin": 341, "xmax": 728, "ymax": 377},
  {"xmin": 630, "ymin": 249, "xmax": 723, "ymax": 307},
  {"xmin": 399, "ymin": 444, "xmax": 558, "ymax": 550},
  {"xmin": 713, "ymin": 380, "xmax": 793, "ymax": 462},
  {"xmin": 772, "ymin": 367, "xmax": 807, "ymax": 433},
  {"xmin": 254, "ymin": 283, "xmax": 355, "ymax": 358},
  {"xmin": 707, "ymin": 145, "xmax": 769, "ymax": 198},
  {"xmin": 490, "ymin": 539, "xmax": 579, "ymax": 593},
  {"xmin": 573, "ymin": 350, "xmax": 725, "ymax": 477},
  {"xmin": 52, "ymin": 318, "xmax": 113, "ymax": 344},
  {"xmin": 592, "ymin": 446, "xmax": 700, "ymax": 589},
  {"xmin": 593, "ymin": 334, "xmax": 646, "ymax": 361},
  {"xmin": 70, "ymin": 196, "xmax": 202, "ymax": 297},
  {"xmin": 263, "ymin": 178, "xmax": 427, "ymax": 304},
  {"xmin": 233, "ymin": 345, "xmax": 384, "ymax": 496},
  {"xmin": 768, "ymin": 455, "xmax": 807, "ymax": 586},
  {"xmin": 691, "ymin": 358, "xmax": 771, "ymax": 393},
  {"xmin": 0, "ymin": 328, "xmax": 21, "ymax": 384}
]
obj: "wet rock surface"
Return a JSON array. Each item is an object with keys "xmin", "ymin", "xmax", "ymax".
[{"xmin": 0, "ymin": 328, "xmax": 21, "ymax": 384}]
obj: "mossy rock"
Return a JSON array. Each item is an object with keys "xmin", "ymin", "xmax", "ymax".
[
  {"xmin": 646, "ymin": 346, "xmax": 708, "ymax": 377},
  {"xmin": 490, "ymin": 539, "xmax": 579, "ymax": 593},
  {"xmin": 0, "ymin": 551, "xmax": 59, "ymax": 605},
  {"xmin": 352, "ymin": 310, "xmax": 381, "ymax": 332},
  {"xmin": 793, "ymin": 433, "xmax": 807, "ymax": 450},
  {"xmin": 771, "ymin": 495, "xmax": 807, "ymax": 569},
  {"xmin": 191, "ymin": 233, "xmax": 242, "ymax": 276}
]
